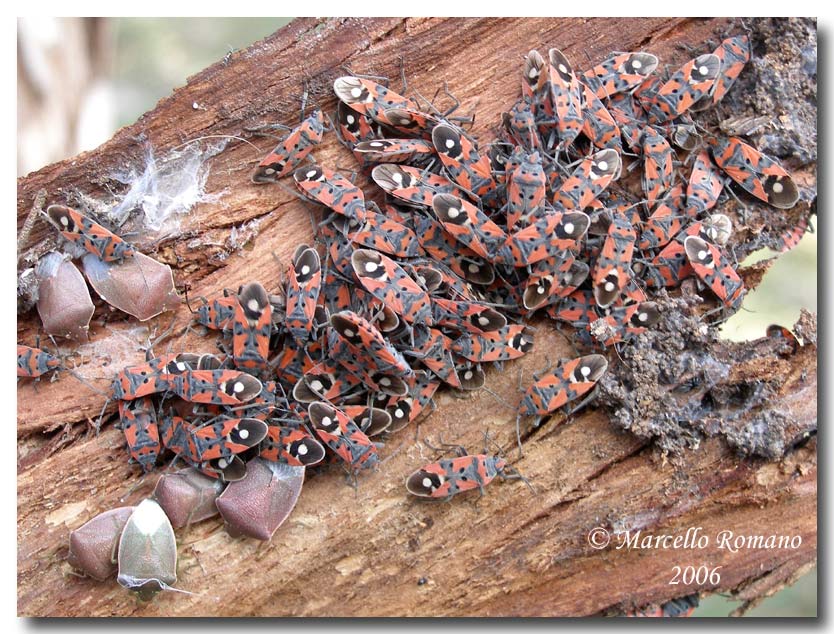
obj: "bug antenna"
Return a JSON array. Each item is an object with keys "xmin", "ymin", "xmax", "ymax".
[
  {"xmin": 172, "ymin": 134, "xmax": 263, "ymax": 155},
  {"xmin": 397, "ymin": 56, "xmax": 408, "ymax": 95},
  {"xmin": 183, "ymin": 285, "xmax": 198, "ymax": 315},
  {"xmin": 479, "ymin": 385, "xmax": 517, "ymax": 413},
  {"xmin": 514, "ymin": 412, "xmax": 525, "ymax": 459},
  {"xmin": 432, "ymin": 437, "xmax": 467, "ymax": 457},
  {"xmin": 378, "ymin": 442, "xmax": 403, "ymax": 466},
  {"xmin": 504, "ymin": 463, "xmax": 536, "ymax": 495},
  {"xmin": 96, "ymin": 396, "xmax": 114, "ymax": 436},
  {"xmin": 119, "ymin": 469, "xmax": 155, "ymax": 501}
]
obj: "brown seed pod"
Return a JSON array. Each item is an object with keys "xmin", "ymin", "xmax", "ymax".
[
  {"xmin": 152, "ymin": 467, "xmax": 225, "ymax": 529},
  {"xmin": 35, "ymin": 251, "xmax": 95, "ymax": 341},
  {"xmin": 81, "ymin": 252, "xmax": 180, "ymax": 321},
  {"xmin": 216, "ymin": 458, "xmax": 304, "ymax": 541},
  {"xmin": 67, "ymin": 506, "xmax": 135, "ymax": 581}
]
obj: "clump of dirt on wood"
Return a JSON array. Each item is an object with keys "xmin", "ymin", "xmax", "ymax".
[{"xmin": 597, "ymin": 301, "xmax": 816, "ymax": 460}]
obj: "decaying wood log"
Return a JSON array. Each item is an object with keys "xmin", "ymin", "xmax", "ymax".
[{"xmin": 17, "ymin": 18, "xmax": 816, "ymax": 616}]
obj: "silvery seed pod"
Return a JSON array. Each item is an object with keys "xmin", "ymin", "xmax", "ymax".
[
  {"xmin": 36, "ymin": 252, "xmax": 95, "ymax": 341},
  {"xmin": 67, "ymin": 506, "xmax": 135, "ymax": 581},
  {"xmin": 117, "ymin": 499, "xmax": 178, "ymax": 600},
  {"xmin": 153, "ymin": 467, "xmax": 225, "ymax": 529},
  {"xmin": 216, "ymin": 458, "xmax": 304, "ymax": 540}
]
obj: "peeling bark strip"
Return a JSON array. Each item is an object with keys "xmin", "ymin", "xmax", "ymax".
[{"xmin": 17, "ymin": 18, "xmax": 816, "ymax": 616}]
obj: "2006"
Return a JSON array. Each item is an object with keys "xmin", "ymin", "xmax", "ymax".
[{"xmin": 670, "ymin": 565, "xmax": 722, "ymax": 585}]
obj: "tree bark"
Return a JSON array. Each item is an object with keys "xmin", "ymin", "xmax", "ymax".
[{"xmin": 17, "ymin": 17, "xmax": 817, "ymax": 617}]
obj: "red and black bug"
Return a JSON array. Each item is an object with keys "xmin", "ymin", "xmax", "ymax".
[
  {"xmin": 766, "ymin": 324, "xmax": 802, "ymax": 356},
  {"xmin": 17, "ymin": 344, "xmax": 62, "ymax": 379},
  {"xmin": 606, "ymin": 91, "xmax": 649, "ymax": 151},
  {"xmin": 523, "ymin": 254, "xmax": 589, "ymax": 312},
  {"xmin": 406, "ymin": 452, "xmax": 513, "ymax": 500},
  {"xmin": 231, "ymin": 281, "xmax": 273, "ymax": 373},
  {"xmin": 553, "ymin": 149, "xmax": 621, "ymax": 211},
  {"xmin": 293, "ymin": 165, "xmax": 367, "ymax": 222},
  {"xmin": 336, "ymin": 100, "xmax": 376, "ymax": 149},
  {"xmin": 775, "ymin": 214, "xmax": 810, "ymax": 252},
  {"xmin": 504, "ymin": 149, "xmax": 547, "ymax": 230},
  {"xmin": 193, "ymin": 294, "xmax": 238, "ymax": 332},
  {"xmin": 700, "ymin": 34, "xmax": 751, "ymax": 108},
  {"xmin": 410, "ymin": 214, "xmax": 496, "ymax": 285},
  {"xmin": 110, "ymin": 353, "xmax": 184, "ymax": 401},
  {"xmin": 292, "ymin": 360, "xmax": 364, "ymax": 404},
  {"xmin": 260, "ymin": 425, "xmax": 326, "ymax": 467},
  {"xmin": 409, "ymin": 325, "xmax": 461, "ymax": 389},
  {"xmin": 171, "ymin": 369, "xmax": 263, "ymax": 406},
  {"xmin": 431, "ymin": 297, "xmax": 507, "ymax": 334},
  {"xmin": 643, "ymin": 214, "xmax": 731, "ymax": 289},
  {"xmin": 451, "ymin": 324, "xmax": 534, "ymax": 363},
  {"xmin": 503, "ymin": 99, "xmax": 541, "ymax": 151},
  {"xmin": 640, "ymin": 127, "xmax": 674, "ymax": 207},
  {"xmin": 328, "ymin": 333, "xmax": 409, "ymax": 397},
  {"xmin": 432, "ymin": 124, "xmax": 499, "ymax": 203},
  {"xmin": 592, "ymin": 212, "xmax": 637, "ymax": 308},
  {"xmin": 118, "ymin": 397, "xmax": 161, "ymax": 473},
  {"xmin": 589, "ymin": 301, "xmax": 661, "ymax": 347},
  {"xmin": 349, "ymin": 205, "xmax": 424, "ymax": 259},
  {"xmin": 518, "ymin": 354, "xmax": 608, "ymax": 417},
  {"xmin": 685, "ymin": 150, "xmax": 724, "ymax": 217},
  {"xmin": 333, "ymin": 76, "xmax": 417, "ymax": 125},
  {"xmin": 383, "ymin": 370, "xmax": 440, "ymax": 432},
  {"xmin": 285, "ymin": 245, "xmax": 322, "ymax": 345},
  {"xmin": 372, "ymin": 163, "xmax": 464, "ymax": 208},
  {"xmin": 538, "ymin": 48, "xmax": 584, "ymax": 151},
  {"xmin": 330, "ymin": 310, "xmax": 414, "ymax": 379},
  {"xmin": 431, "ymin": 193, "xmax": 509, "ymax": 262},
  {"xmin": 352, "ymin": 138, "xmax": 436, "ymax": 167},
  {"xmin": 638, "ymin": 184, "xmax": 687, "ymax": 250},
  {"xmin": 546, "ymin": 289, "xmax": 597, "ymax": 326},
  {"xmin": 639, "ymin": 53, "xmax": 721, "ymax": 124},
  {"xmin": 351, "ymin": 249, "xmax": 434, "ymax": 325},
  {"xmin": 707, "ymin": 135, "xmax": 799, "ymax": 209},
  {"xmin": 579, "ymin": 81, "xmax": 623, "ymax": 152},
  {"xmin": 684, "ymin": 235, "xmax": 746, "ymax": 311},
  {"xmin": 378, "ymin": 106, "xmax": 450, "ymax": 138},
  {"xmin": 252, "ymin": 109, "xmax": 327, "ymax": 183},
  {"xmin": 233, "ymin": 379, "xmax": 281, "ymax": 422},
  {"xmin": 582, "ymin": 52, "xmax": 659, "ymax": 99},
  {"xmin": 46, "ymin": 205, "xmax": 135, "ymax": 263},
  {"xmin": 193, "ymin": 455, "xmax": 249, "ymax": 482},
  {"xmin": 161, "ymin": 415, "xmax": 268, "ymax": 464},
  {"xmin": 307, "ymin": 402, "xmax": 379, "ymax": 472},
  {"xmin": 506, "ymin": 210, "xmax": 590, "ymax": 267},
  {"xmin": 340, "ymin": 405, "xmax": 392, "ymax": 437}
]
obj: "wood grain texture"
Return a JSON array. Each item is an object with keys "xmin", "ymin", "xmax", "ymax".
[{"xmin": 17, "ymin": 17, "xmax": 816, "ymax": 616}]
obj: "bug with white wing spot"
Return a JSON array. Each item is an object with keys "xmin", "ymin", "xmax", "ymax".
[
  {"xmin": 285, "ymin": 245, "xmax": 323, "ymax": 345},
  {"xmin": 518, "ymin": 354, "xmax": 608, "ymax": 418},
  {"xmin": 406, "ymin": 439, "xmax": 530, "ymax": 500},
  {"xmin": 46, "ymin": 205, "xmax": 136, "ymax": 263},
  {"xmin": 252, "ymin": 109, "xmax": 327, "ymax": 183},
  {"xmin": 308, "ymin": 402, "xmax": 379, "ymax": 472},
  {"xmin": 231, "ymin": 281, "xmax": 273, "ymax": 373}
]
